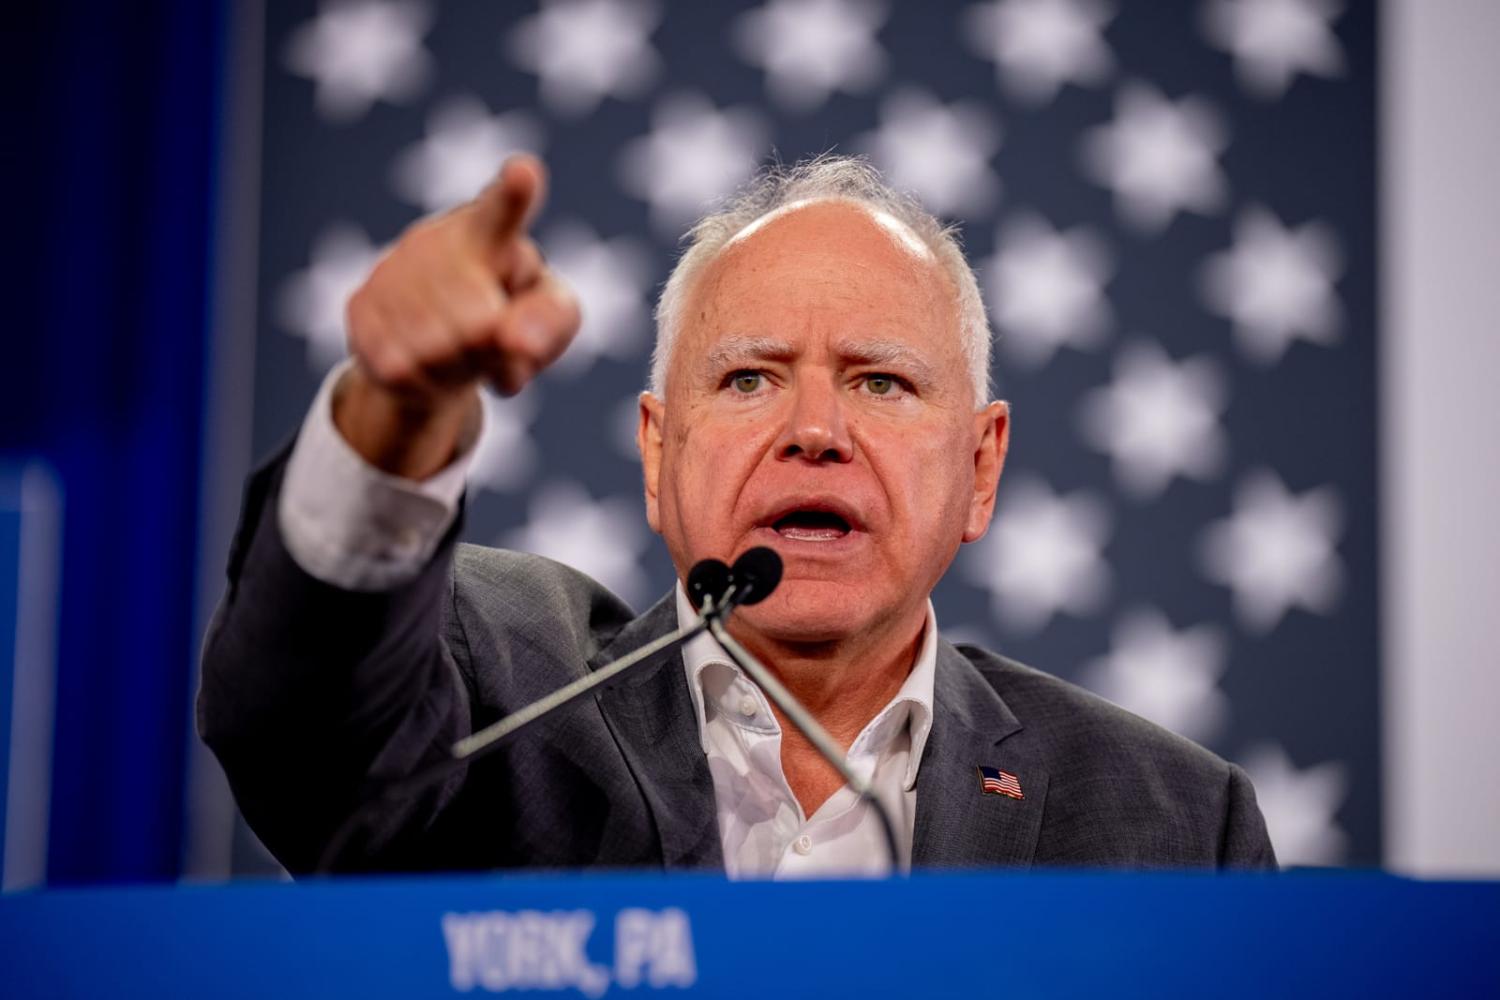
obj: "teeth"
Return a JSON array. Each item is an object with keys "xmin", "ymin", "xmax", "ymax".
[{"xmin": 777, "ymin": 526, "xmax": 846, "ymax": 541}]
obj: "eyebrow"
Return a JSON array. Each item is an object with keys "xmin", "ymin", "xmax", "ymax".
[
  {"xmin": 833, "ymin": 339, "xmax": 939, "ymax": 385},
  {"xmin": 699, "ymin": 335, "xmax": 941, "ymax": 385},
  {"xmin": 701, "ymin": 336, "xmax": 796, "ymax": 377}
]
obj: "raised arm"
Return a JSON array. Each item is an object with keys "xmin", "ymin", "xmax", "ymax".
[{"xmin": 197, "ymin": 156, "xmax": 582, "ymax": 874}]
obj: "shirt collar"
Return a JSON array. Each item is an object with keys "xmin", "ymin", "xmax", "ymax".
[{"xmin": 674, "ymin": 583, "xmax": 938, "ymax": 792}]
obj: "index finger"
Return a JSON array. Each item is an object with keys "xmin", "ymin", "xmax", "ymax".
[{"xmin": 473, "ymin": 153, "xmax": 548, "ymax": 244}]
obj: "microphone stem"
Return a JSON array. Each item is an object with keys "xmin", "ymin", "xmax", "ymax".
[
  {"xmin": 705, "ymin": 615, "xmax": 904, "ymax": 877},
  {"xmin": 451, "ymin": 617, "xmax": 710, "ymax": 760}
]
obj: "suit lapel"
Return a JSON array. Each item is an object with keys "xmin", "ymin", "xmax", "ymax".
[
  {"xmin": 589, "ymin": 593, "xmax": 723, "ymax": 871},
  {"xmin": 912, "ymin": 641, "xmax": 1049, "ymax": 868},
  {"xmin": 587, "ymin": 601, "xmax": 1048, "ymax": 872}
]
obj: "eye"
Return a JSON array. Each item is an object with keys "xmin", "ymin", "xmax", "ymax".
[
  {"xmin": 729, "ymin": 370, "xmax": 764, "ymax": 394},
  {"xmin": 859, "ymin": 373, "xmax": 908, "ymax": 398}
]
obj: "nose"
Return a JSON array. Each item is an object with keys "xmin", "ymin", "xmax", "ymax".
[{"xmin": 774, "ymin": 374, "xmax": 853, "ymax": 463}]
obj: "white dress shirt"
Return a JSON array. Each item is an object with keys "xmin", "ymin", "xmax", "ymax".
[
  {"xmin": 279, "ymin": 363, "xmax": 937, "ymax": 878},
  {"xmin": 279, "ymin": 362, "xmax": 471, "ymax": 591},
  {"xmin": 676, "ymin": 586, "xmax": 935, "ymax": 879}
]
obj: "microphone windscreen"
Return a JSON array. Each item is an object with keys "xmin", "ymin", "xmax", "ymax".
[
  {"xmin": 687, "ymin": 558, "xmax": 732, "ymax": 610},
  {"xmin": 730, "ymin": 547, "xmax": 783, "ymax": 605}
]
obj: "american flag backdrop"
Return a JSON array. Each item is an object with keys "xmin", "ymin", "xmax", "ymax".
[{"xmin": 234, "ymin": 0, "xmax": 1379, "ymax": 871}]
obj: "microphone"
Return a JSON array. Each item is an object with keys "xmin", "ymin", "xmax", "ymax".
[
  {"xmin": 687, "ymin": 558, "xmax": 730, "ymax": 611},
  {"xmin": 687, "ymin": 547, "xmax": 781, "ymax": 613},
  {"xmin": 317, "ymin": 555, "xmax": 736, "ymax": 874},
  {"xmin": 726, "ymin": 546, "xmax": 781, "ymax": 606},
  {"xmin": 695, "ymin": 548, "xmax": 902, "ymax": 875}
]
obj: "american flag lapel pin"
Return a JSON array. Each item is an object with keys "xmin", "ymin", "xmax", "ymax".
[{"xmin": 977, "ymin": 765, "xmax": 1024, "ymax": 799}]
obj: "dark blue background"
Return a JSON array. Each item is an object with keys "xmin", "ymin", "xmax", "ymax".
[{"xmin": 5, "ymin": 1, "xmax": 225, "ymax": 882}]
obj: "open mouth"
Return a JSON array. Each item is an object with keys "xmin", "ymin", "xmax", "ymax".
[{"xmin": 771, "ymin": 510, "xmax": 853, "ymax": 542}]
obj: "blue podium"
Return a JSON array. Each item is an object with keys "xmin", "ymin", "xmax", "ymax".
[{"xmin": 3, "ymin": 870, "xmax": 1497, "ymax": 997}]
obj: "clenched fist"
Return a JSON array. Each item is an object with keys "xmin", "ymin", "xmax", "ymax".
[{"xmin": 334, "ymin": 155, "xmax": 580, "ymax": 480}]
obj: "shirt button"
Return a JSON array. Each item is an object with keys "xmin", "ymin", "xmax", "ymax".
[
  {"xmin": 793, "ymin": 835, "xmax": 813, "ymax": 855},
  {"xmin": 738, "ymin": 695, "xmax": 758, "ymax": 718}
]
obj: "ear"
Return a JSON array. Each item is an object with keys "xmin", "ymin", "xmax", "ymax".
[
  {"xmin": 637, "ymin": 391, "xmax": 666, "ymax": 534},
  {"xmin": 962, "ymin": 400, "xmax": 1010, "ymax": 543}
]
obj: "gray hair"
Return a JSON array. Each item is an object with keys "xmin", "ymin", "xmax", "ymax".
[{"xmin": 649, "ymin": 154, "xmax": 993, "ymax": 403}]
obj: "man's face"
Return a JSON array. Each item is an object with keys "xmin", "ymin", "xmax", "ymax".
[{"xmin": 639, "ymin": 201, "xmax": 1008, "ymax": 645}]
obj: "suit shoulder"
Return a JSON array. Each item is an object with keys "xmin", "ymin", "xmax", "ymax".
[
  {"xmin": 956, "ymin": 643, "xmax": 1234, "ymax": 784},
  {"xmin": 447, "ymin": 544, "xmax": 639, "ymax": 662},
  {"xmin": 954, "ymin": 645, "xmax": 1262, "ymax": 865}
]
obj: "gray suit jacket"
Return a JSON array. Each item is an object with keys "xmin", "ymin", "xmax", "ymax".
[{"xmin": 199, "ymin": 453, "xmax": 1276, "ymax": 874}]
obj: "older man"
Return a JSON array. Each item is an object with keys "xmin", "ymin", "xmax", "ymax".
[{"xmin": 199, "ymin": 154, "xmax": 1275, "ymax": 876}]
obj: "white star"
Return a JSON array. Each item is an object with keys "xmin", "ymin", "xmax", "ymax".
[
  {"xmin": 1201, "ymin": 0, "xmax": 1346, "ymax": 100},
  {"xmin": 1080, "ymin": 82, "xmax": 1228, "ymax": 233},
  {"xmin": 983, "ymin": 212, "xmax": 1112, "ymax": 368},
  {"xmin": 1077, "ymin": 340, "xmax": 1227, "ymax": 498},
  {"xmin": 732, "ymin": 0, "xmax": 889, "ymax": 111},
  {"xmin": 617, "ymin": 92, "xmax": 769, "ymax": 236},
  {"xmin": 283, "ymin": 0, "xmax": 433, "ymax": 123},
  {"xmin": 1239, "ymin": 743, "xmax": 1347, "ymax": 866},
  {"xmin": 961, "ymin": 0, "xmax": 1115, "ymax": 106},
  {"xmin": 855, "ymin": 88, "xmax": 1003, "ymax": 218},
  {"xmin": 1200, "ymin": 469, "xmax": 1342, "ymax": 633},
  {"xmin": 505, "ymin": 0, "xmax": 661, "ymax": 117},
  {"xmin": 540, "ymin": 222, "xmax": 653, "ymax": 376},
  {"xmin": 1082, "ymin": 608, "xmax": 1228, "ymax": 743},
  {"xmin": 1200, "ymin": 205, "xmax": 1342, "ymax": 365},
  {"xmin": 503, "ymin": 481, "xmax": 652, "ymax": 608},
  {"xmin": 467, "ymin": 390, "xmax": 539, "ymax": 495},
  {"xmin": 275, "ymin": 223, "xmax": 383, "ymax": 372},
  {"xmin": 964, "ymin": 474, "xmax": 1111, "ymax": 633},
  {"xmin": 390, "ymin": 95, "xmax": 545, "ymax": 213}
]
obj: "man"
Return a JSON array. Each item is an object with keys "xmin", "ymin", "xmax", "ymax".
[{"xmin": 199, "ymin": 153, "xmax": 1275, "ymax": 876}]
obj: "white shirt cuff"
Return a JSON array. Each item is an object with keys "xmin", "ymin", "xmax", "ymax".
[{"xmin": 277, "ymin": 361, "xmax": 481, "ymax": 591}]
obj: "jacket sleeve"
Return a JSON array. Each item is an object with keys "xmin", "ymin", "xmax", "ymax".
[
  {"xmin": 1219, "ymin": 763, "xmax": 1279, "ymax": 869},
  {"xmin": 196, "ymin": 446, "xmax": 477, "ymax": 875}
]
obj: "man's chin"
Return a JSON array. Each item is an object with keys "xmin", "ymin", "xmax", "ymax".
[{"xmin": 727, "ymin": 580, "xmax": 877, "ymax": 646}]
